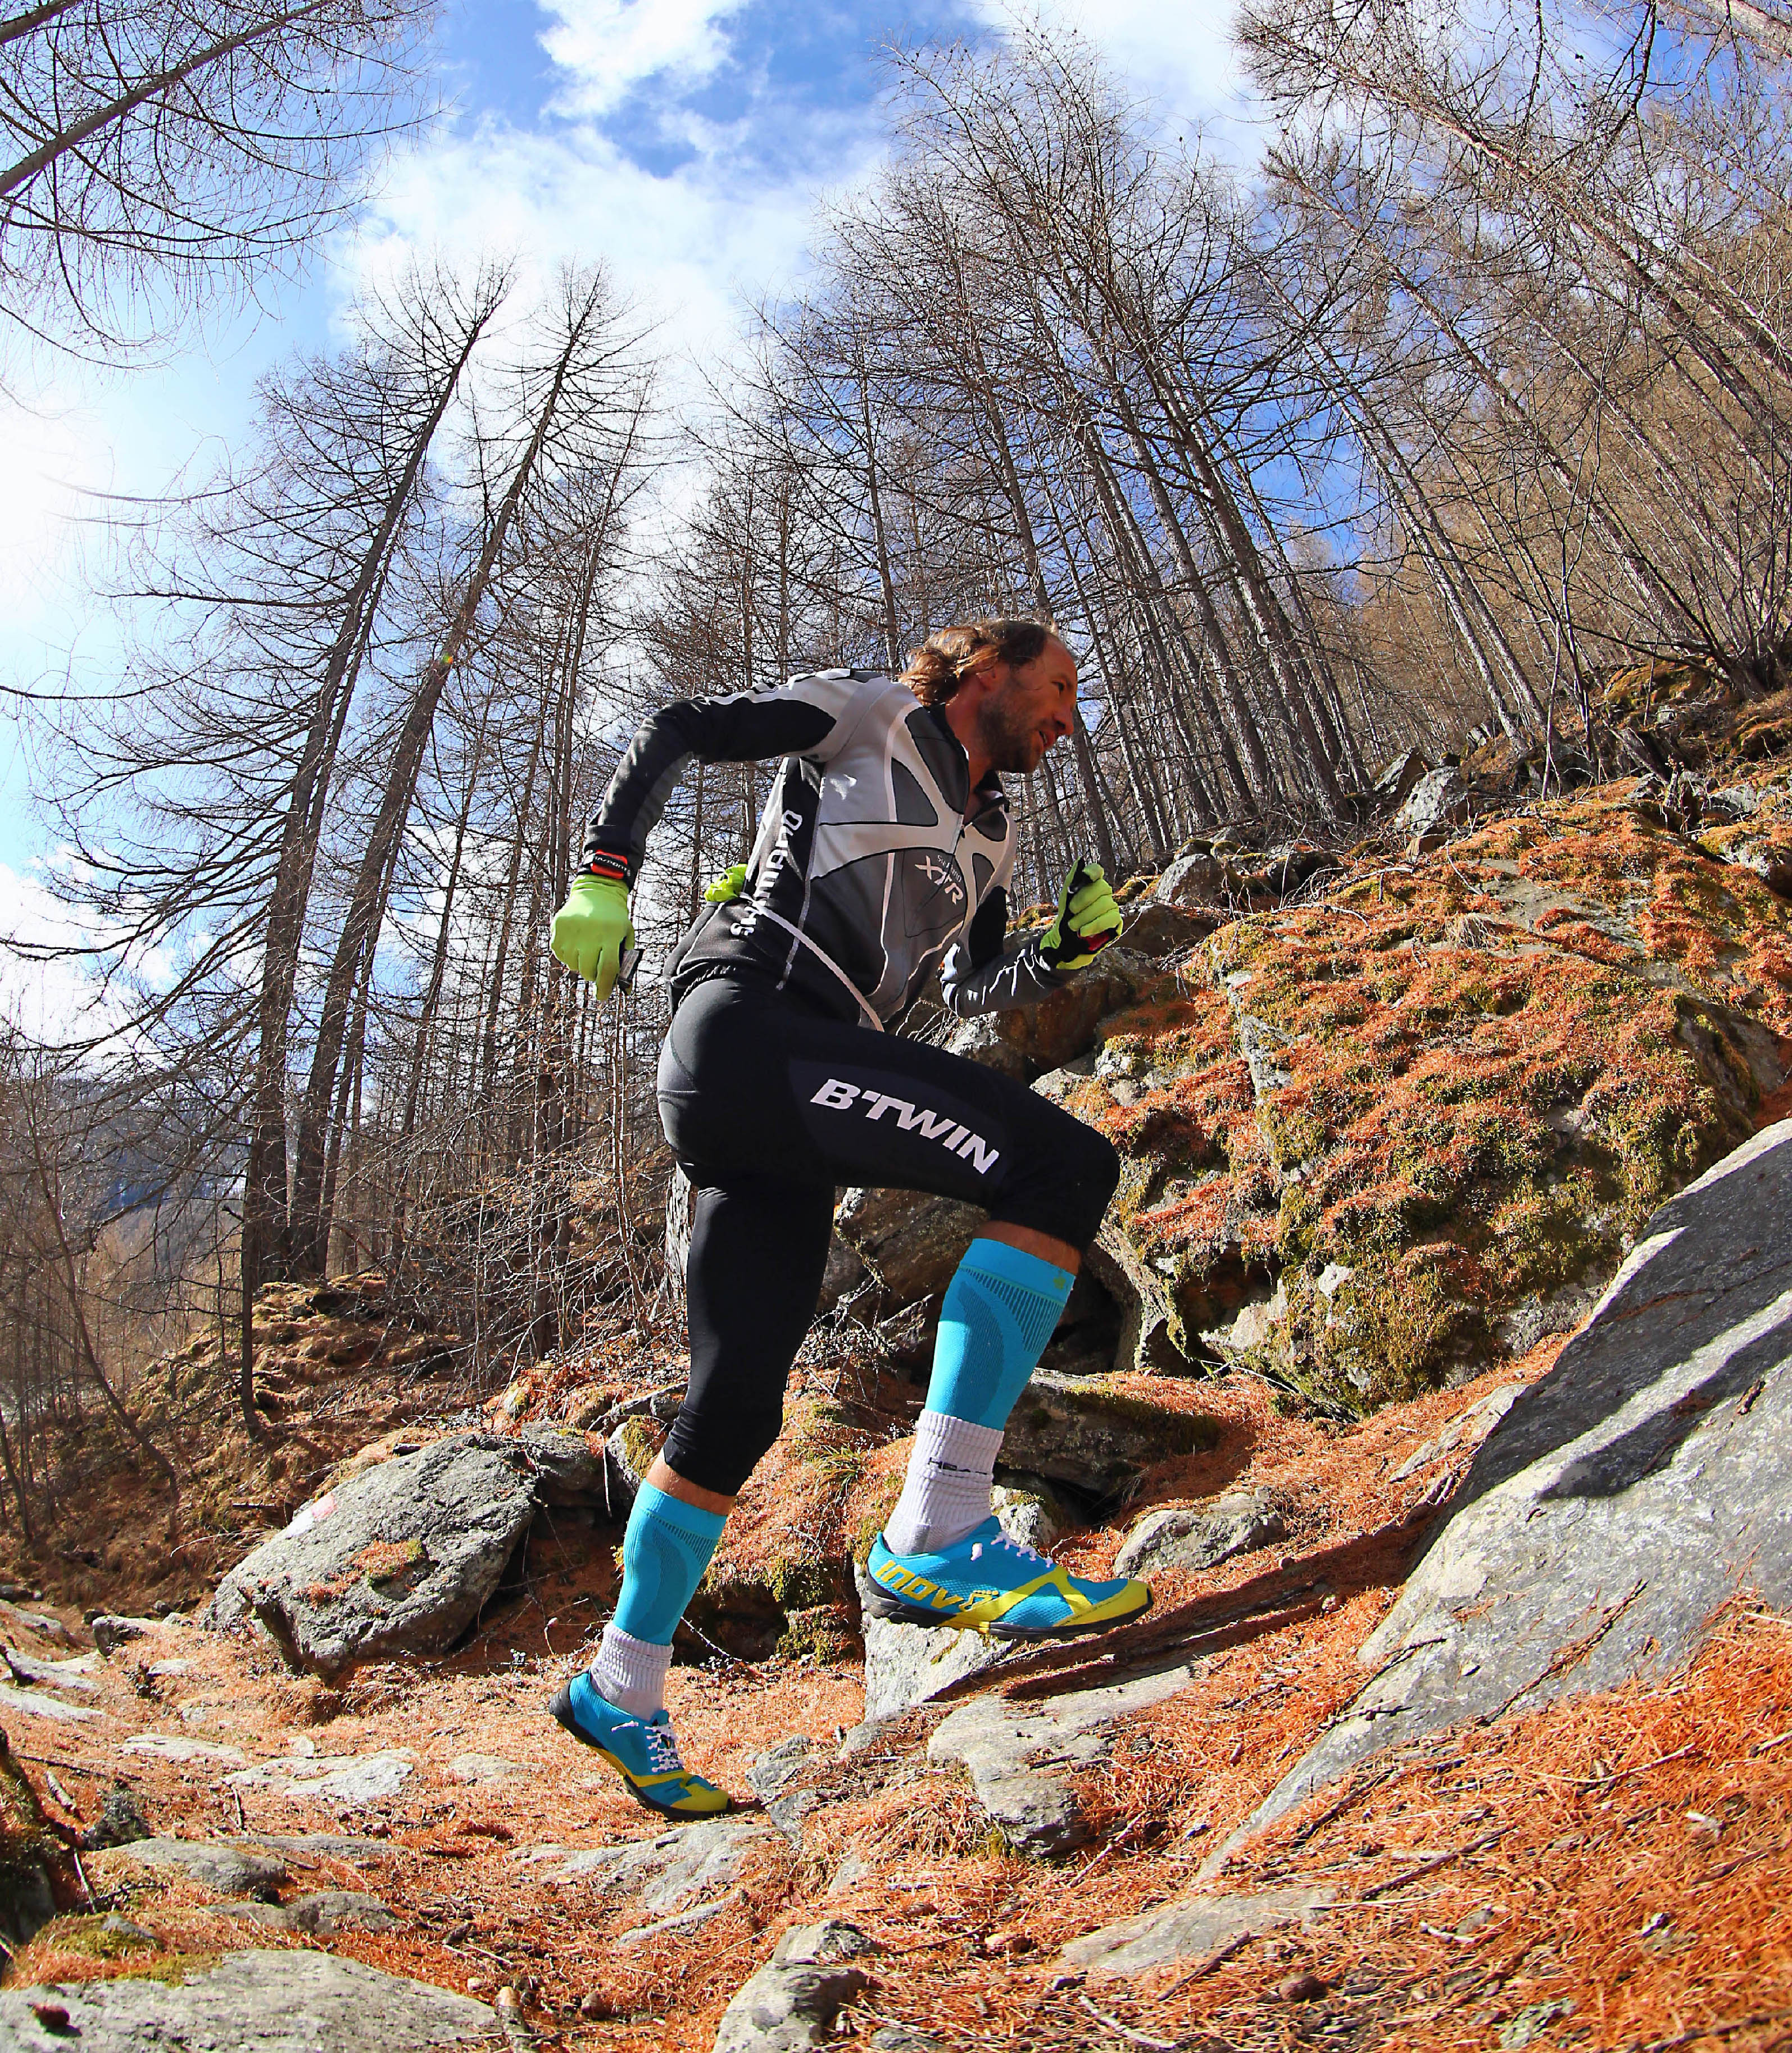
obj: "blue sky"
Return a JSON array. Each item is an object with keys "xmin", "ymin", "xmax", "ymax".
[{"xmin": 0, "ymin": 0, "xmax": 1242, "ymax": 1030}]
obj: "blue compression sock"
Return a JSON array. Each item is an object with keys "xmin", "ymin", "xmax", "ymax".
[
  {"xmin": 608, "ymin": 1483, "xmax": 727, "ymax": 1647},
  {"xmin": 925, "ymin": 1237, "xmax": 1075, "ymax": 1430}
]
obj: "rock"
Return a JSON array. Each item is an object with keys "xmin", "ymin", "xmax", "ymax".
[
  {"xmin": 1151, "ymin": 851, "xmax": 1226, "ymax": 907},
  {"xmin": 248, "ymin": 1832, "xmax": 388, "ymax": 1864},
  {"xmin": 990, "ymin": 1477, "xmax": 1069, "ymax": 1551},
  {"xmin": 747, "ymin": 1737, "xmax": 813, "ymax": 1798},
  {"xmin": 448, "ymin": 1753, "xmax": 521, "ymax": 1784},
  {"xmin": 713, "ymin": 1919, "xmax": 875, "ymax": 2053},
  {"xmin": 999, "ymin": 1371, "xmax": 1213, "ymax": 1502},
  {"xmin": 90, "ymin": 1615, "xmax": 158, "ymax": 1657},
  {"xmin": 938, "ymin": 947, "xmax": 1155, "ymax": 1083},
  {"xmin": 835, "ymin": 1187, "xmax": 983, "ymax": 1305},
  {"xmin": 815, "ymin": 1233, "xmax": 869, "ymax": 1317},
  {"xmin": 1372, "ymin": 749, "xmax": 1431, "ymax": 810},
  {"xmin": 99, "ymin": 1913, "xmax": 158, "ymax": 1950},
  {"xmin": 1123, "ymin": 901, "xmax": 1222, "ymax": 956},
  {"xmin": 856, "ymin": 1565, "xmax": 1020, "ymax": 1718},
  {"xmin": 928, "ymin": 1663, "xmax": 1195, "ymax": 1857},
  {"xmin": 79, "ymin": 1784, "xmax": 152, "ymax": 1850},
  {"xmin": 1389, "ymin": 1382, "xmax": 1527, "ymax": 1480},
  {"xmin": 98, "ymin": 1837, "xmax": 289, "ymax": 1898},
  {"xmin": 0, "ymin": 1948, "xmax": 496, "ymax": 2049},
  {"xmin": 118, "ymin": 1735, "xmax": 248, "ymax": 1766},
  {"xmin": 1063, "ymin": 1882, "xmax": 1336, "ymax": 1976},
  {"xmin": 207, "ymin": 1436, "xmax": 539, "ymax": 1675},
  {"xmin": 869, "ymin": 2031, "xmax": 945, "ymax": 2052},
  {"xmin": 225, "ymin": 1750, "xmax": 416, "ymax": 1809},
  {"xmin": 1393, "ymin": 766, "xmax": 1473, "ymax": 839},
  {"xmin": 220, "ymin": 1889, "xmax": 398, "ymax": 1934},
  {"xmin": 533, "ymin": 1814, "xmax": 781, "ymax": 1913},
  {"xmin": 1114, "ymin": 1490, "xmax": 1285, "ymax": 1578},
  {"xmin": 3, "ymin": 1648, "xmax": 97, "ymax": 1692},
  {"xmin": 0, "ymin": 1681, "xmax": 99, "ymax": 1723},
  {"xmin": 0, "ymin": 1599, "xmax": 72, "ymax": 1645},
  {"xmin": 604, "ymin": 1416, "xmax": 660, "ymax": 1510},
  {"xmin": 1212, "ymin": 1121, "xmax": 1792, "ymax": 1870},
  {"xmin": 517, "ymin": 1426, "xmax": 608, "ymax": 1506}
]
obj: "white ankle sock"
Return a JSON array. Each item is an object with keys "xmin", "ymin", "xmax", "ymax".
[
  {"xmin": 882, "ymin": 1411, "xmax": 1004, "ymax": 1555},
  {"xmin": 591, "ymin": 1623, "xmax": 671, "ymax": 1718}
]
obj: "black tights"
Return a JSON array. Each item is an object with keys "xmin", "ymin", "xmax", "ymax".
[{"xmin": 655, "ymin": 974, "xmax": 1120, "ymax": 1495}]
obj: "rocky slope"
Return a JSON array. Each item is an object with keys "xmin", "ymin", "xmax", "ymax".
[{"xmin": 1, "ymin": 735, "xmax": 1789, "ymax": 2050}]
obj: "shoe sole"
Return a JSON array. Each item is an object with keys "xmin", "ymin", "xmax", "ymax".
[
  {"xmin": 546, "ymin": 1685, "xmax": 730, "ymax": 1821},
  {"xmin": 861, "ymin": 1584, "xmax": 1154, "ymax": 1640}
]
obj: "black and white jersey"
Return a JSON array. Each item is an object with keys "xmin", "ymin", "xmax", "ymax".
[{"xmin": 583, "ymin": 669, "xmax": 1065, "ymax": 1028}]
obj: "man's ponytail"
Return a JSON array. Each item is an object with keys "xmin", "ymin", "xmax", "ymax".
[{"xmin": 899, "ymin": 617, "xmax": 1054, "ymax": 707}]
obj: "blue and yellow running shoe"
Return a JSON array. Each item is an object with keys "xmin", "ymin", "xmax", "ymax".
[
  {"xmin": 863, "ymin": 1518, "xmax": 1151, "ymax": 1639},
  {"xmin": 548, "ymin": 1674, "xmax": 731, "ymax": 1819}
]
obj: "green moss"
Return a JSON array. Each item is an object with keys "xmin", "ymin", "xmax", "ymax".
[{"xmin": 32, "ymin": 1913, "xmax": 160, "ymax": 1962}]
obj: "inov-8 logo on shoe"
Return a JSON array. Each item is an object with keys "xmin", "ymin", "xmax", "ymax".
[{"xmin": 807, "ymin": 1078, "xmax": 1001, "ymax": 1175}]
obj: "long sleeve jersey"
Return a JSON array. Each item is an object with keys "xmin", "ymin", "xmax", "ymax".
[{"xmin": 582, "ymin": 667, "xmax": 1069, "ymax": 1029}]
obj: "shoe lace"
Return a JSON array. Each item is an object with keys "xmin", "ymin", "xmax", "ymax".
[
  {"xmin": 968, "ymin": 1531, "xmax": 1051, "ymax": 1570},
  {"xmin": 643, "ymin": 1723, "xmax": 684, "ymax": 1775}
]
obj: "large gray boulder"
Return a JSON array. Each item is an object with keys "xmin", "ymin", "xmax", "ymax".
[
  {"xmin": 206, "ymin": 1436, "xmax": 539, "ymax": 1675},
  {"xmin": 1209, "ymin": 1119, "xmax": 1792, "ymax": 1872},
  {"xmin": 937, "ymin": 946, "xmax": 1155, "ymax": 1082},
  {"xmin": 1393, "ymin": 765, "xmax": 1473, "ymax": 839},
  {"xmin": 0, "ymin": 1950, "xmax": 495, "ymax": 2049},
  {"xmin": 1000, "ymin": 1370, "xmax": 1213, "ymax": 1501},
  {"xmin": 834, "ymin": 1187, "xmax": 983, "ymax": 1305}
]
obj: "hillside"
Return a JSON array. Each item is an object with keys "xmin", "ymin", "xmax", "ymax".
[{"xmin": 0, "ymin": 742, "xmax": 1789, "ymax": 2051}]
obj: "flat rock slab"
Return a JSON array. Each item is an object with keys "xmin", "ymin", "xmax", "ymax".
[
  {"xmin": 928, "ymin": 1663, "xmax": 1194, "ymax": 1856},
  {"xmin": 206, "ymin": 1436, "xmax": 540, "ymax": 1675},
  {"xmin": 225, "ymin": 1749, "xmax": 415, "ymax": 1809},
  {"xmin": 119, "ymin": 1734, "xmax": 248, "ymax": 1767},
  {"xmin": 96, "ymin": 1838, "xmax": 288, "ymax": 1898},
  {"xmin": 0, "ymin": 1680, "xmax": 99, "ymax": 1724},
  {"xmin": 0, "ymin": 1948, "xmax": 496, "ymax": 2049},
  {"xmin": 1214, "ymin": 1120, "xmax": 1792, "ymax": 1870},
  {"xmin": 449, "ymin": 1752, "xmax": 522, "ymax": 1783},
  {"xmin": 1064, "ymin": 1884, "xmax": 1337, "ymax": 1976},
  {"xmin": 524, "ymin": 1815, "xmax": 782, "ymax": 1915}
]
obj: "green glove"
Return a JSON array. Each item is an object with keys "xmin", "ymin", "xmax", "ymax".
[
  {"xmin": 549, "ymin": 874, "xmax": 634, "ymax": 998},
  {"xmin": 704, "ymin": 862, "xmax": 749, "ymax": 904},
  {"xmin": 1039, "ymin": 857, "xmax": 1123, "ymax": 973}
]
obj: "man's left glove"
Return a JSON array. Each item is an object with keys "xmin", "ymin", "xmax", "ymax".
[
  {"xmin": 704, "ymin": 862, "xmax": 748, "ymax": 903},
  {"xmin": 549, "ymin": 874, "xmax": 634, "ymax": 1000},
  {"xmin": 1038, "ymin": 857, "xmax": 1123, "ymax": 973}
]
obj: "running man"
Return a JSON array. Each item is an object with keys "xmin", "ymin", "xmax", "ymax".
[{"xmin": 545, "ymin": 617, "xmax": 1149, "ymax": 1818}]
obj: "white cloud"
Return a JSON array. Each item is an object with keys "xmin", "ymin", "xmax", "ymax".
[
  {"xmin": 539, "ymin": 0, "xmax": 743, "ymax": 119},
  {"xmin": 0, "ymin": 861, "xmax": 143, "ymax": 1046}
]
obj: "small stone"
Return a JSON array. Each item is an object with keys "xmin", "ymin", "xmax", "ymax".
[
  {"xmin": 983, "ymin": 1928, "xmax": 1033, "ymax": 1955},
  {"xmin": 1274, "ymin": 1972, "xmax": 1328, "ymax": 2002},
  {"xmin": 578, "ymin": 1991, "xmax": 609, "ymax": 2020},
  {"xmin": 80, "ymin": 1782, "xmax": 152, "ymax": 1850},
  {"xmin": 30, "ymin": 2001, "xmax": 69, "ymax": 2029},
  {"xmin": 100, "ymin": 1913, "xmax": 158, "ymax": 1950}
]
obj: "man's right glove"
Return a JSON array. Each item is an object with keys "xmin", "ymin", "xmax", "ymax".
[
  {"xmin": 1038, "ymin": 857, "xmax": 1123, "ymax": 973},
  {"xmin": 704, "ymin": 862, "xmax": 748, "ymax": 903},
  {"xmin": 549, "ymin": 874, "xmax": 634, "ymax": 1000}
]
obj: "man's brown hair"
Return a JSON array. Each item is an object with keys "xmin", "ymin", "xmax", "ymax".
[{"xmin": 899, "ymin": 618, "xmax": 1055, "ymax": 707}]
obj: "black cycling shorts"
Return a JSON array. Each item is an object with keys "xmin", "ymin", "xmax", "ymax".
[{"xmin": 654, "ymin": 972, "xmax": 1120, "ymax": 1495}]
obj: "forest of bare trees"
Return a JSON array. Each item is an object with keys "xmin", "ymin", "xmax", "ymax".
[{"xmin": 3, "ymin": 0, "xmax": 1789, "ymax": 1533}]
